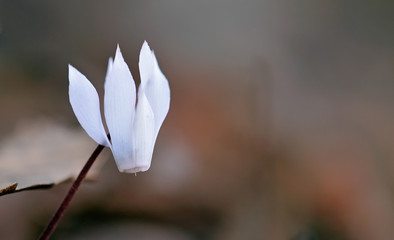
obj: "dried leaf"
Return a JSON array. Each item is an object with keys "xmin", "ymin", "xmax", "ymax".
[
  {"xmin": 0, "ymin": 183, "xmax": 18, "ymax": 195},
  {"xmin": 0, "ymin": 119, "xmax": 108, "ymax": 197}
]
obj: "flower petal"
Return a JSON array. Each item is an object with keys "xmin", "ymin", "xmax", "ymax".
[
  {"xmin": 128, "ymin": 91, "xmax": 155, "ymax": 173},
  {"xmin": 68, "ymin": 65, "xmax": 110, "ymax": 147},
  {"xmin": 104, "ymin": 45, "xmax": 136, "ymax": 172},
  {"xmin": 104, "ymin": 57, "xmax": 113, "ymax": 89},
  {"xmin": 138, "ymin": 41, "xmax": 154, "ymax": 90},
  {"xmin": 138, "ymin": 42, "xmax": 170, "ymax": 137}
]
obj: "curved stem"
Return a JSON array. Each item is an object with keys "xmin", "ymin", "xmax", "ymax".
[{"xmin": 38, "ymin": 143, "xmax": 105, "ymax": 240}]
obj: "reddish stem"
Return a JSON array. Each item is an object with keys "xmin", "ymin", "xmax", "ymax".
[{"xmin": 38, "ymin": 143, "xmax": 105, "ymax": 240}]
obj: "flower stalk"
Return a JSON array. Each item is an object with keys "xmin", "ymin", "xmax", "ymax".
[{"xmin": 38, "ymin": 143, "xmax": 105, "ymax": 240}]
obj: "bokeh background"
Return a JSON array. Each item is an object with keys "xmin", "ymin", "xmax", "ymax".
[{"xmin": 0, "ymin": 0, "xmax": 394, "ymax": 239}]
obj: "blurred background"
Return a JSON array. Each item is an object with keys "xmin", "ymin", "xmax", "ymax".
[{"xmin": 0, "ymin": 0, "xmax": 393, "ymax": 239}]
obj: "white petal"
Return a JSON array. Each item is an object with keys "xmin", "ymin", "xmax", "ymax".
[
  {"xmin": 104, "ymin": 57, "xmax": 113, "ymax": 88},
  {"xmin": 150, "ymin": 52, "xmax": 170, "ymax": 134},
  {"xmin": 68, "ymin": 65, "xmax": 110, "ymax": 147},
  {"xmin": 138, "ymin": 41, "xmax": 154, "ymax": 90},
  {"xmin": 104, "ymin": 45, "xmax": 136, "ymax": 172},
  {"xmin": 127, "ymin": 92, "xmax": 155, "ymax": 173},
  {"xmin": 138, "ymin": 43, "xmax": 170, "ymax": 137}
]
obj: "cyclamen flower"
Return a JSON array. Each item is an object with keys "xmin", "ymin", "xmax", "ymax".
[{"xmin": 68, "ymin": 41, "xmax": 170, "ymax": 173}]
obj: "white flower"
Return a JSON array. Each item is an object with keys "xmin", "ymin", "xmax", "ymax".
[{"xmin": 68, "ymin": 41, "xmax": 170, "ymax": 173}]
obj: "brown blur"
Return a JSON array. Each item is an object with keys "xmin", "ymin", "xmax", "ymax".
[{"xmin": 0, "ymin": 1, "xmax": 393, "ymax": 239}]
